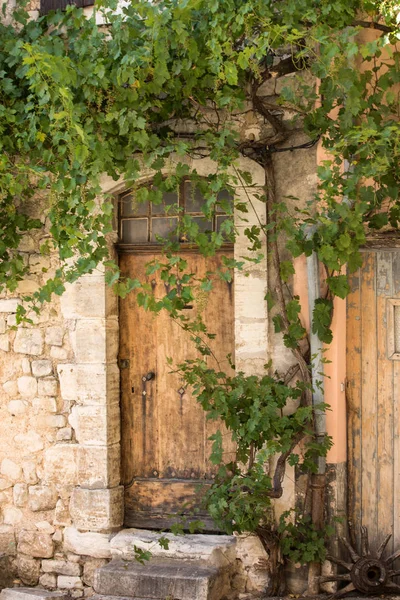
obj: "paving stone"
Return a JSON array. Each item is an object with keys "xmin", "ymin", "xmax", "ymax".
[{"xmin": 0, "ymin": 589, "xmax": 66, "ymax": 600}]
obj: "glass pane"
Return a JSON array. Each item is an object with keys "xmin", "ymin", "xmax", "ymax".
[
  {"xmin": 121, "ymin": 219, "xmax": 148, "ymax": 243},
  {"xmin": 192, "ymin": 216, "xmax": 213, "ymax": 234},
  {"xmin": 152, "ymin": 190, "xmax": 179, "ymax": 215},
  {"xmin": 184, "ymin": 181, "xmax": 206, "ymax": 213},
  {"xmin": 151, "ymin": 217, "xmax": 178, "ymax": 242},
  {"xmin": 216, "ymin": 215, "xmax": 234, "ymax": 240},
  {"xmin": 217, "ymin": 189, "xmax": 234, "ymax": 213},
  {"xmin": 120, "ymin": 193, "xmax": 149, "ymax": 217}
]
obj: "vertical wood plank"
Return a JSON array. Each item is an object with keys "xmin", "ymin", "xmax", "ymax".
[
  {"xmin": 392, "ymin": 254, "xmax": 400, "ymax": 552},
  {"xmin": 360, "ymin": 252, "xmax": 378, "ymax": 544},
  {"xmin": 376, "ymin": 251, "xmax": 394, "ymax": 553},
  {"xmin": 347, "ymin": 265, "xmax": 362, "ymax": 543}
]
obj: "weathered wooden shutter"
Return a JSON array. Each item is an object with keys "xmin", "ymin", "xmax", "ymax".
[{"xmin": 40, "ymin": 0, "xmax": 94, "ymax": 15}]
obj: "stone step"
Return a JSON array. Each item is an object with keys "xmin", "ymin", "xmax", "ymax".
[
  {"xmin": 93, "ymin": 558, "xmax": 230, "ymax": 600},
  {"xmin": 0, "ymin": 590, "xmax": 66, "ymax": 600},
  {"xmin": 110, "ymin": 529, "xmax": 236, "ymax": 568}
]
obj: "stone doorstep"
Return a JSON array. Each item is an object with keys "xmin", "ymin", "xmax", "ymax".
[
  {"xmin": 110, "ymin": 529, "xmax": 236, "ymax": 569},
  {"xmin": 0, "ymin": 589, "xmax": 67, "ymax": 600},
  {"xmin": 94, "ymin": 558, "xmax": 229, "ymax": 600}
]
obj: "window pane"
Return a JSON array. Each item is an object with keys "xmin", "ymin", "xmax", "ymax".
[
  {"xmin": 120, "ymin": 193, "xmax": 149, "ymax": 217},
  {"xmin": 121, "ymin": 219, "xmax": 148, "ymax": 243},
  {"xmin": 152, "ymin": 190, "xmax": 179, "ymax": 215},
  {"xmin": 217, "ymin": 189, "xmax": 234, "ymax": 213},
  {"xmin": 151, "ymin": 217, "xmax": 178, "ymax": 242},
  {"xmin": 191, "ymin": 216, "xmax": 213, "ymax": 234},
  {"xmin": 184, "ymin": 182, "xmax": 206, "ymax": 213},
  {"xmin": 216, "ymin": 215, "xmax": 234, "ymax": 240}
]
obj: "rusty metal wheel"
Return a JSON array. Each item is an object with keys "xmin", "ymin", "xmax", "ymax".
[{"xmin": 319, "ymin": 526, "xmax": 400, "ymax": 598}]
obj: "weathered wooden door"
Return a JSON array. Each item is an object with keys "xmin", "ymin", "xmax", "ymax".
[
  {"xmin": 119, "ymin": 251, "xmax": 235, "ymax": 529},
  {"xmin": 347, "ymin": 249, "xmax": 400, "ymax": 551}
]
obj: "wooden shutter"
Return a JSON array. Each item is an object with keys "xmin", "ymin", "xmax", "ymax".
[{"xmin": 40, "ymin": 0, "xmax": 94, "ymax": 15}]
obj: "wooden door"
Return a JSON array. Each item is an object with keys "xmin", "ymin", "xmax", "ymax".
[
  {"xmin": 347, "ymin": 249, "xmax": 400, "ymax": 552},
  {"xmin": 119, "ymin": 251, "xmax": 235, "ymax": 529}
]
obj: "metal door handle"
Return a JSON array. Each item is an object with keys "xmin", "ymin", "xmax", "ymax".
[{"xmin": 142, "ymin": 371, "xmax": 155, "ymax": 382}]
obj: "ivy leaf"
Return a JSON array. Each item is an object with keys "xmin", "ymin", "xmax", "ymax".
[
  {"xmin": 326, "ymin": 275, "xmax": 350, "ymax": 299},
  {"xmin": 312, "ymin": 298, "xmax": 333, "ymax": 343}
]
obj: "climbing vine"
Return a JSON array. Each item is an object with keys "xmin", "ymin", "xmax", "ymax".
[{"xmin": 1, "ymin": 0, "xmax": 400, "ymax": 591}]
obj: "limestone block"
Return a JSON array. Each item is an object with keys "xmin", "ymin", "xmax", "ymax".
[
  {"xmin": 235, "ymin": 534, "xmax": 271, "ymax": 593},
  {"xmin": 3, "ymin": 380, "xmax": 18, "ymax": 397},
  {"xmin": 17, "ymin": 376, "xmax": 38, "ymax": 398},
  {"xmin": 52, "ymin": 530, "xmax": 63, "ymax": 544},
  {"xmin": 8, "ymin": 400, "xmax": 29, "ymax": 415},
  {"xmin": 3, "ymin": 507, "xmax": 23, "ymax": 525},
  {"xmin": 56, "ymin": 427, "xmax": 72, "ymax": 441},
  {"xmin": 0, "ymin": 317, "xmax": 6, "ymax": 333},
  {"xmin": 40, "ymin": 573, "xmax": 57, "ymax": 589},
  {"xmin": 0, "ymin": 589, "xmax": 65, "ymax": 600},
  {"xmin": 82, "ymin": 559, "xmax": 108, "ymax": 587},
  {"xmin": 71, "ymin": 404, "xmax": 120, "ymax": 446},
  {"xmin": 7, "ymin": 314, "xmax": 17, "ymax": 327},
  {"xmin": 0, "ymin": 525, "xmax": 16, "ymax": 556},
  {"xmin": 1, "ymin": 458, "xmax": 22, "ymax": 482},
  {"xmin": 70, "ymin": 592, "xmax": 83, "ymax": 599},
  {"xmin": 29, "ymin": 254, "xmax": 51, "ymax": 274},
  {"xmin": 15, "ymin": 431, "xmax": 44, "ymax": 453},
  {"xmin": 50, "ymin": 346, "xmax": 68, "ymax": 360},
  {"xmin": 28, "ymin": 485, "xmax": 58, "ymax": 512},
  {"xmin": 63, "ymin": 527, "xmax": 112, "ymax": 559},
  {"xmin": 70, "ymin": 487, "xmax": 124, "ymax": 532},
  {"xmin": 22, "ymin": 460, "xmax": 38, "ymax": 485},
  {"xmin": 14, "ymin": 328, "xmax": 44, "ymax": 355},
  {"xmin": 45, "ymin": 327, "xmax": 64, "ymax": 347},
  {"xmin": 38, "ymin": 377, "xmax": 58, "ymax": 396},
  {"xmin": 32, "ymin": 360, "xmax": 52, "ymax": 377},
  {"xmin": 0, "ymin": 479, "xmax": 12, "ymax": 490},
  {"xmin": 73, "ymin": 320, "xmax": 118, "ymax": 364},
  {"xmin": 32, "ymin": 396, "xmax": 57, "ymax": 413},
  {"xmin": 13, "ymin": 483, "xmax": 28, "ymax": 507},
  {"xmin": 60, "ymin": 276, "xmax": 117, "ymax": 320},
  {"xmin": 58, "ymin": 576, "xmax": 83, "ymax": 590},
  {"xmin": 17, "ymin": 555, "xmax": 40, "ymax": 586},
  {"xmin": 0, "ymin": 298, "xmax": 20, "ymax": 313},
  {"xmin": 0, "ymin": 334, "xmax": 10, "ymax": 351},
  {"xmin": 40, "ymin": 415, "xmax": 67, "ymax": 429},
  {"xmin": 54, "ymin": 499, "xmax": 72, "ymax": 527},
  {"xmin": 21, "ymin": 358, "xmax": 31, "ymax": 373},
  {"xmin": 36, "ymin": 521, "xmax": 55, "ymax": 534},
  {"xmin": 57, "ymin": 363, "xmax": 119, "ymax": 405},
  {"xmin": 44, "ymin": 445, "xmax": 78, "ymax": 486},
  {"xmin": 77, "ymin": 445, "xmax": 120, "ymax": 489},
  {"xmin": 17, "ymin": 279, "xmax": 40, "ymax": 294},
  {"xmin": 42, "ymin": 560, "xmax": 81, "ymax": 577},
  {"xmin": 18, "ymin": 530, "xmax": 54, "ymax": 558}
]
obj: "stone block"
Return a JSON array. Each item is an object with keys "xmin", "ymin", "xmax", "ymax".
[
  {"xmin": 28, "ymin": 485, "xmax": 58, "ymax": 512},
  {"xmin": 41, "ymin": 415, "xmax": 67, "ymax": 428},
  {"xmin": 13, "ymin": 483, "xmax": 28, "ymax": 507},
  {"xmin": 17, "ymin": 530, "xmax": 54, "ymax": 558},
  {"xmin": 32, "ymin": 396, "xmax": 57, "ymax": 413},
  {"xmin": 70, "ymin": 404, "xmax": 120, "ymax": 446},
  {"xmin": 42, "ymin": 560, "xmax": 81, "ymax": 576},
  {"xmin": 21, "ymin": 358, "xmax": 31, "ymax": 373},
  {"xmin": 45, "ymin": 326, "xmax": 64, "ymax": 347},
  {"xmin": 110, "ymin": 529, "xmax": 236, "ymax": 568},
  {"xmin": 40, "ymin": 573, "xmax": 57, "ymax": 589},
  {"xmin": 38, "ymin": 377, "xmax": 58, "ymax": 396},
  {"xmin": 64, "ymin": 528, "xmax": 112, "ymax": 559},
  {"xmin": 57, "ymin": 576, "xmax": 83, "ymax": 590},
  {"xmin": 70, "ymin": 487, "xmax": 124, "ymax": 532},
  {"xmin": 8, "ymin": 400, "xmax": 29, "ymax": 415},
  {"xmin": 3, "ymin": 507, "xmax": 22, "ymax": 525},
  {"xmin": 0, "ymin": 317, "xmax": 6, "ymax": 333},
  {"xmin": 3, "ymin": 380, "xmax": 18, "ymax": 397},
  {"xmin": 0, "ymin": 525, "xmax": 16, "ymax": 556},
  {"xmin": 22, "ymin": 460, "xmax": 38, "ymax": 484},
  {"xmin": 32, "ymin": 359, "xmax": 52, "ymax": 377},
  {"xmin": 15, "ymin": 430, "xmax": 44, "ymax": 452},
  {"xmin": 82, "ymin": 559, "xmax": 108, "ymax": 587},
  {"xmin": 73, "ymin": 320, "xmax": 118, "ymax": 364},
  {"xmin": 0, "ymin": 589, "xmax": 65, "ymax": 600},
  {"xmin": 17, "ymin": 376, "xmax": 38, "ymax": 398},
  {"xmin": 36, "ymin": 521, "xmax": 55, "ymax": 534},
  {"xmin": 17, "ymin": 555, "xmax": 40, "ymax": 586},
  {"xmin": 57, "ymin": 363, "xmax": 119, "ymax": 405},
  {"xmin": 1, "ymin": 458, "xmax": 22, "ymax": 482},
  {"xmin": 0, "ymin": 298, "xmax": 20, "ymax": 313},
  {"xmin": 60, "ymin": 277, "xmax": 117, "ymax": 320},
  {"xmin": 14, "ymin": 328, "xmax": 44, "ymax": 355},
  {"xmin": 56, "ymin": 427, "xmax": 72, "ymax": 441},
  {"xmin": 50, "ymin": 346, "xmax": 68, "ymax": 360},
  {"xmin": 0, "ymin": 334, "xmax": 10, "ymax": 351},
  {"xmin": 0, "ymin": 479, "xmax": 12, "ymax": 491},
  {"xmin": 44, "ymin": 445, "xmax": 78, "ymax": 486},
  {"xmin": 77, "ymin": 445, "xmax": 120, "ymax": 489}
]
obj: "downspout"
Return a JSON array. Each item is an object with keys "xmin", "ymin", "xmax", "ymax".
[{"xmin": 306, "ymin": 247, "xmax": 327, "ymax": 594}]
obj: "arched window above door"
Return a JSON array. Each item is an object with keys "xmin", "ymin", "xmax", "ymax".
[{"xmin": 118, "ymin": 179, "xmax": 233, "ymax": 246}]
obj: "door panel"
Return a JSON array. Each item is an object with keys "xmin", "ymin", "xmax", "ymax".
[
  {"xmin": 119, "ymin": 251, "xmax": 235, "ymax": 529},
  {"xmin": 347, "ymin": 250, "xmax": 400, "ymax": 552}
]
